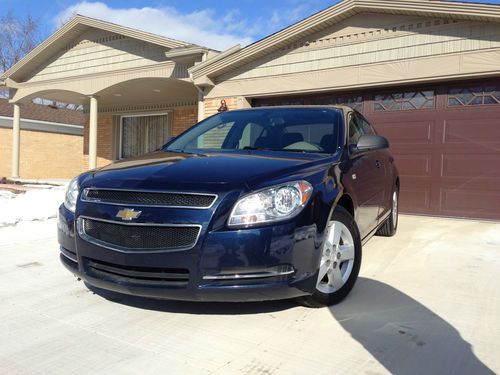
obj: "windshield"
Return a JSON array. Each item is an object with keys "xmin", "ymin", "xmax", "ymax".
[{"xmin": 164, "ymin": 108, "xmax": 343, "ymax": 154}]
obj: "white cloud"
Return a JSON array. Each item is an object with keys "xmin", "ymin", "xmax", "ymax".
[{"xmin": 53, "ymin": 2, "xmax": 254, "ymax": 50}]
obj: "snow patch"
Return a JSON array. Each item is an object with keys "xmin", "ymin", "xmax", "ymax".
[{"xmin": 0, "ymin": 187, "xmax": 65, "ymax": 228}]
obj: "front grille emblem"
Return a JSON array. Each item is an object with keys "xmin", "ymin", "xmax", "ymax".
[{"xmin": 116, "ymin": 208, "xmax": 142, "ymax": 221}]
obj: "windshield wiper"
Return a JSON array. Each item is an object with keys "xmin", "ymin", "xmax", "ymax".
[
  {"xmin": 165, "ymin": 148, "xmax": 201, "ymax": 155},
  {"xmin": 243, "ymin": 146, "xmax": 324, "ymax": 154},
  {"xmin": 272, "ymin": 148, "xmax": 325, "ymax": 154},
  {"xmin": 242, "ymin": 146, "xmax": 266, "ymax": 151}
]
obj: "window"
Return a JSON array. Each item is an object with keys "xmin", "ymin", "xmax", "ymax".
[
  {"xmin": 238, "ymin": 123, "xmax": 265, "ymax": 149},
  {"xmin": 165, "ymin": 108, "xmax": 342, "ymax": 154},
  {"xmin": 357, "ymin": 114, "xmax": 377, "ymax": 136},
  {"xmin": 253, "ymin": 95, "xmax": 365, "ymax": 113},
  {"xmin": 448, "ymin": 86, "xmax": 500, "ymax": 107},
  {"xmin": 373, "ymin": 90, "xmax": 435, "ymax": 112},
  {"xmin": 185, "ymin": 122, "xmax": 235, "ymax": 149},
  {"xmin": 310, "ymin": 96, "xmax": 365, "ymax": 113},
  {"xmin": 348, "ymin": 113, "xmax": 376, "ymax": 145},
  {"xmin": 121, "ymin": 113, "xmax": 170, "ymax": 158},
  {"xmin": 348, "ymin": 114, "xmax": 363, "ymax": 145}
]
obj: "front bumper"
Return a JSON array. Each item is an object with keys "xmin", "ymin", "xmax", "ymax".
[{"xmin": 58, "ymin": 204, "xmax": 323, "ymax": 302}]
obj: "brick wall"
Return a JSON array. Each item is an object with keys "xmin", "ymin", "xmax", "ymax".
[
  {"xmin": 0, "ymin": 105, "xmax": 200, "ymax": 178},
  {"xmin": 172, "ymin": 106, "xmax": 198, "ymax": 136},
  {"xmin": 0, "ymin": 128, "xmax": 83, "ymax": 179},
  {"xmin": 83, "ymin": 114, "xmax": 115, "ymax": 170},
  {"xmin": 204, "ymin": 97, "xmax": 238, "ymax": 118},
  {"xmin": 81, "ymin": 107, "xmax": 198, "ymax": 169}
]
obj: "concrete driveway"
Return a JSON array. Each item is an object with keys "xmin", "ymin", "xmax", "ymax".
[{"xmin": 1, "ymin": 215, "xmax": 499, "ymax": 374}]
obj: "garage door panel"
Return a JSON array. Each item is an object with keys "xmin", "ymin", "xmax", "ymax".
[
  {"xmin": 393, "ymin": 154, "xmax": 432, "ymax": 177},
  {"xmin": 400, "ymin": 183, "xmax": 432, "ymax": 212},
  {"xmin": 252, "ymin": 79, "xmax": 500, "ymax": 219},
  {"xmin": 376, "ymin": 121, "xmax": 434, "ymax": 144},
  {"xmin": 443, "ymin": 118, "xmax": 500, "ymax": 145},
  {"xmin": 440, "ymin": 188, "xmax": 500, "ymax": 219},
  {"xmin": 441, "ymin": 154, "xmax": 500, "ymax": 178}
]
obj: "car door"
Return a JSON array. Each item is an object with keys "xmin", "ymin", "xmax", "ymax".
[
  {"xmin": 347, "ymin": 112, "xmax": 386, "ymax": 238},
  {"xmin": 357, "ymin": 113, "xmax": 391, "ymax": 223}
]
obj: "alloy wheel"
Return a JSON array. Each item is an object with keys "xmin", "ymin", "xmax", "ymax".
[
  {"xmin": 392, "ymin": 190, "xmax": 398, "ymax": 229},
  {"xmin": 316, "ymin": 220, "xmax": 355, "ymax": 294}
]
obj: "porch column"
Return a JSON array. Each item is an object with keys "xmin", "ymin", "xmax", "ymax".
[
  {"xmin": 88, "ymin": 96, "xmax": 98, "ymax": 170},
  {"xmin": 11, "ymin": 104, "xmax": 21, "ymax": 178},
  {"xmin": 197, "ymin": 91, "xmax": 205, "ymax": 122}
]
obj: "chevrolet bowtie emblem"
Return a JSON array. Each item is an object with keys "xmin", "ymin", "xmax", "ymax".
[{"xmin": 116, "ymin": 208, "xmax": 142, "ymax": 221}]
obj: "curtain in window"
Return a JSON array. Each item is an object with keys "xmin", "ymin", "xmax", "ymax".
[{"xmin": 121, "ymin": 114, "xmax": 170, "ymax": 158}]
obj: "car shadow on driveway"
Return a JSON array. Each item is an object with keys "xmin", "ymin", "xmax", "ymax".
[
  {"xmin": 85, "ymin": 283, "xmax": 296, "ymax": 315},
  {"xmin": 329, "ymin": 277, "xmax": 494, "ymax": 375}
]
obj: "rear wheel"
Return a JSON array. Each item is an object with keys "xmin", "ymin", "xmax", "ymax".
[
  {"xmin": 298, "ymin": 206, "xmax": 361, "ymax": 307},
  {"xmin": 376, "ymin": 187, "xmax": 399, "ymax": 237}
]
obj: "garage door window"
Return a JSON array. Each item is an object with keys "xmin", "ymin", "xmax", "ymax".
[
  {"xmin": 121, "ymin": 113, "xmax": 170, "ymax": 158},
  {"xmin": 448, "ymin": 86, "xmax": 500, "ymax": 107},
  {"xmin": 374, "ymin": 90, "xmax": 435, "ymax": 112},
  {"xmin": 310, "ymin": 96, "xmax": 364, "ymax": 113},
  {"xmin": 254, "ymin": 95, "xmax": 364, "ymax": 113}
]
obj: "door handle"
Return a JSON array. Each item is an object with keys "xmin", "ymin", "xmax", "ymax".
[{"xmin": 375, "ymin": 160, "xmax": 381, "ymax": 168}]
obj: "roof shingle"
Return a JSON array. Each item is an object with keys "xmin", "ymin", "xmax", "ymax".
[{"xmin": 0, "ymin": 99, "xmax": 85, "ymax": 126}]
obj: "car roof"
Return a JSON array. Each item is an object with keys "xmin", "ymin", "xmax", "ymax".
[{"xmin": 226, "ymin": 105, "xmax": 353, "ymax": 113}]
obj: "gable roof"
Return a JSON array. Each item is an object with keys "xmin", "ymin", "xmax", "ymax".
[
  {"xmin": 0, "ymin": 99, "xmax": 85, "ymax": 126},
  {"xmin": 1, "ymin": 15, "xmax": 200, "ymax": 82},
  {"xmin": 190, "ymin": 0, "xmax": 500, "ymax": 82}
]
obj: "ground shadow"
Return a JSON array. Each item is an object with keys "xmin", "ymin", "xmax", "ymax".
[
  {"xmin": 85, "ymin": 282, "xmax": 296, "ymax": 315},
  {"xmin": 330, "ymin": 278, "xmax": 494, "ymax": 375}
]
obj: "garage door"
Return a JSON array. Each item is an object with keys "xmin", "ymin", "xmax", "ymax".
[{"xmin": 253, "ymin": 79, "xmax": 500, "ymax": 220}]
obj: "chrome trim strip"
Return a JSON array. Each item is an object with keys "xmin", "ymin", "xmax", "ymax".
[
  {"xmin": 80, "ymin": 188, "xmax": 218, "ymax": 210},
  {"xmin": 77, "ymin": 216, "xmax": 202, "ymax": 254},
  {"xmin": 203, "ymin": 269, "xmax": 295, "ymax": 280},
  {"xmin": 60, "ymin": 247, "xmax": 78, "ymax": 263}
]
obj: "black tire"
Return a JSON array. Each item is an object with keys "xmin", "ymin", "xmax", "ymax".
[
  {"xmin": 376, "ymin": 186, "xmax": 399, "ymax": 237},
  {"xmin": 297, "ymin": 206, "xmax": 362, "ymax": 308}
]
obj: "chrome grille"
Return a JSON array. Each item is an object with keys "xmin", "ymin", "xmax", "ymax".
[
  {"xmin": 78, "ymin": 217, "xmax": 201, "ymax": 252},
  {"xmin": 82, "ymin": 189, "xmax": 216, "ymax": 208}
]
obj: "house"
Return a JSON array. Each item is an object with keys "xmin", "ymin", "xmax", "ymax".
[
  {"xmin": 1, "ymin": 0, "xmax": 499, "ymax": 219},
  {"xmin": 0, "ymin": 98, "xmax": 84, "ymax": 179}
]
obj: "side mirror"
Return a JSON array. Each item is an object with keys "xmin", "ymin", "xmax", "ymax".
[{"xmin": 351, "ymin": 135, "xmax": 389, "ymax": 154}]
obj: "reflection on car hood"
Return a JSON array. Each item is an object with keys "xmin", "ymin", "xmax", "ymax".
[{"xmin": 85, "ymin": 150, "xmax": 337, "ymax": 191}]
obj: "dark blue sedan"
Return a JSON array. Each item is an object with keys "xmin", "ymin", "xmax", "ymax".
[{"xmin": 58, "ymin": 106, "xmax": 399, "ymax": 306}]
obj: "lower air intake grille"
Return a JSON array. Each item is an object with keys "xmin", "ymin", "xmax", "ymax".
[
  {"xmin": 79, "ymin": 218, "xmax": 200, "ymax": 251},
  {"xmin": 86, "ymin": 258, "xmax": 189, "ymax": 286}
]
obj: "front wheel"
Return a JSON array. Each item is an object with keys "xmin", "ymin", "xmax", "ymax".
[{"xmin": 298, "ymin": 206, "xmax": 362, "ymax": 307}]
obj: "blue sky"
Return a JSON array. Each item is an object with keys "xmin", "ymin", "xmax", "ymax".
[{"xmin": 2, "ymin": 0, "xmax": 500, "ymax": 50}]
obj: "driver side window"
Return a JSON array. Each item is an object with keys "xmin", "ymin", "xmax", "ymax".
[{"xmin": 348, "ymin": 114, "xmax": 363, "ymax": 145}]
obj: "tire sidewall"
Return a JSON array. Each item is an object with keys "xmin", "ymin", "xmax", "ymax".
[{"xmin": 311, "ymin": 206, "xmax": 362, "ymax": 306}]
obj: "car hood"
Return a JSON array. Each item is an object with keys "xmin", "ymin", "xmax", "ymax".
[{"xmin": 82, "ymin": 150, "xmax": 337, "ymax": 192}]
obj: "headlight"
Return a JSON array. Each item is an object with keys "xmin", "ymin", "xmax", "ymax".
[
  {"xmin": 64, "ymin": 177, "xmax": 79, "ymax": 212},
  {"xmin": 228, "ymin": 181, "xmax": 313, "ymax": 228}
]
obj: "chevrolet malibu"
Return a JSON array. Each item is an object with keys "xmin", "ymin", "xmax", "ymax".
[{"xmin": 58, "ymin": 106, "xmax": 399, "ymax": 306}]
